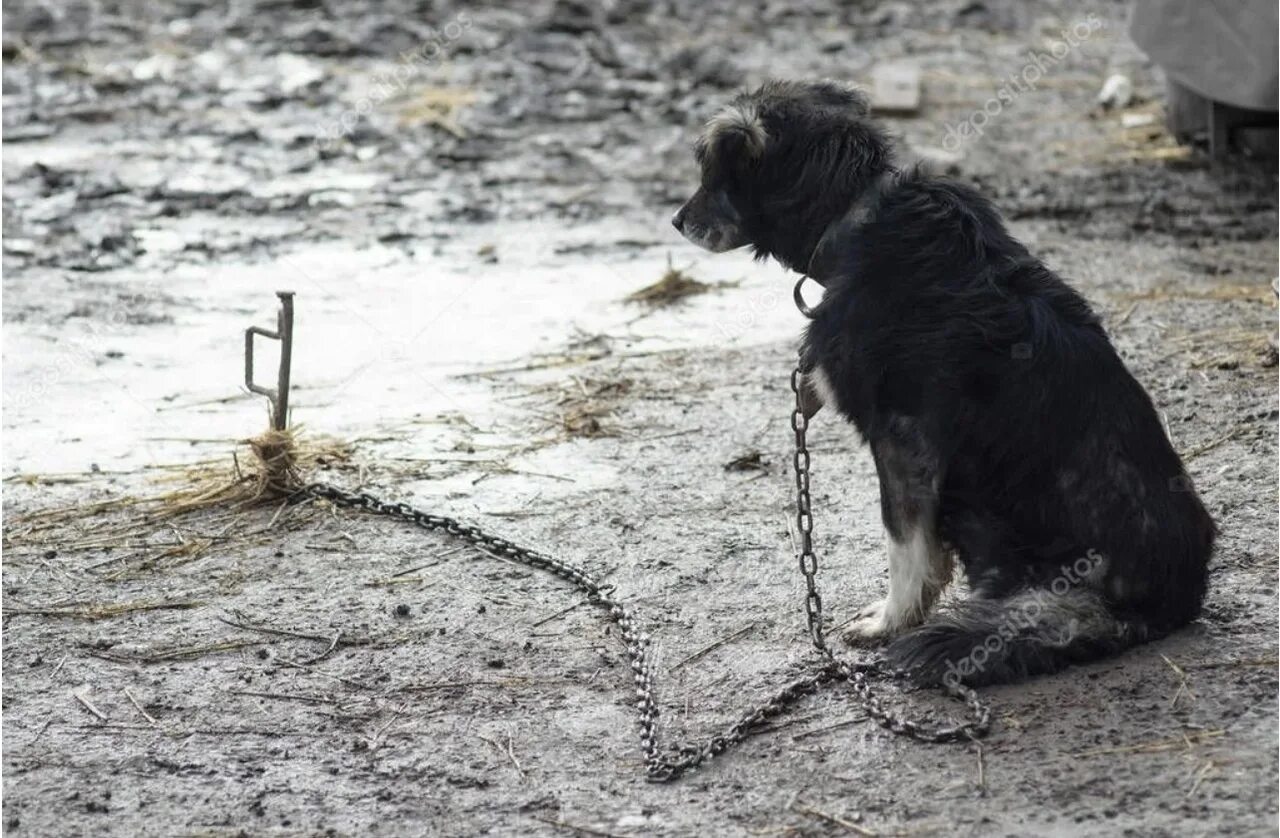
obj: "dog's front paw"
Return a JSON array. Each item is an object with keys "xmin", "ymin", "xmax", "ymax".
[{"xmin": 842, "ymin": 599, "xmax": 895, "ymax": 645}]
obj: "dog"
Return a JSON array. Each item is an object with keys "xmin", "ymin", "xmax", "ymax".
[{"xmin": 672, "ymin": 80, "xmax": 1215, "ymax": 686}]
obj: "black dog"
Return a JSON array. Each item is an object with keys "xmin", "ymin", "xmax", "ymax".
[{"xmin": 673, "ymin": 80, "xmax": 1215, "ymax": 686}]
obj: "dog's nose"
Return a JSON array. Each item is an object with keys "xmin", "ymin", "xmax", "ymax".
[{"xmin": 671, "ymin": 206, "xmax": 686, "ymax": 231}]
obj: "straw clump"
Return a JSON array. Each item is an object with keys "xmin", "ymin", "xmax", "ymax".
[{"xmin": 4, "ymin": 425, "xmax": 354, "ymax": 559}]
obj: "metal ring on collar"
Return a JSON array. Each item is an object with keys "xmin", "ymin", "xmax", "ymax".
[{"xmin": 793, "ymin": 275, "xmax": 817, "ymax": 319}]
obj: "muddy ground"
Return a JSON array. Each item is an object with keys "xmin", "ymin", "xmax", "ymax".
[{"xmin": 2, "ymin": 0, "xmax": 1278, "ymax": 835}]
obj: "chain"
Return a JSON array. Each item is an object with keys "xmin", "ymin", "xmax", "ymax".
[
  {"xmin": 294, "ymin": 365, "xmax": 989, "ymax": 782},
  {"xmin": 788, "ymin": 366, "xmax": 990, "ymax": 744},
  {"xmin": 791, "ymin": 367, "xmax": 827, "ymax": 654}
]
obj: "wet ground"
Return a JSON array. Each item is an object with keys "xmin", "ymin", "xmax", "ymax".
[{"xmin": 3, "ymin": 0, "xmax": 1278, "ymax": 835}]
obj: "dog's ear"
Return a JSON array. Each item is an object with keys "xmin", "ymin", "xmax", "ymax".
[
  {"xmin": 760, "ymin": 82, "xmax": 890, "ymax": 222},
  {"xmin": 810, "ymin": 79, "xmax": 871, "ymax": 117},
  {"xmin": 698, "ymin": 102, "xmax": 768, "ymax": 178}
]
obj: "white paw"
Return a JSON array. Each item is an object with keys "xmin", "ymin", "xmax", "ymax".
[{"xmin": 842, "ymin": 599, "xmax": 895, "ymax": 645}]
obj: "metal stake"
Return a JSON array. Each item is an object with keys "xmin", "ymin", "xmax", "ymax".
[{"xmin": 245, "ymin": 291, "xmax": 295, "ymax": 431}]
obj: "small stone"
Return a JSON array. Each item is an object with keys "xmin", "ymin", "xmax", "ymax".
[
  {"xmin": 1097, "ymin": 74, "xmax": 1133, "ymax": 110},
  {"xmin": 819, "ymin": 33, "xmax": 847, "ymax": 53},
  {"xmin": 870, "ymin": 63, "xmax": 921, "ymax": 114},
  {"xmin": 393, "ymin": 603, "xmax": 411, "ymax": 618}
]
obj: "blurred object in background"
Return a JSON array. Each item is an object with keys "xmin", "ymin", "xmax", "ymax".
[{"xmin": 1130, "ymin": 0, "xmax": 1278, "ymax": 159}]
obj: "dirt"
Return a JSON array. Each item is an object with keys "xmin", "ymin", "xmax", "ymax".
[{"xmin": 2, "ymin": 1, "xmax": 1277, "ymax": 836}]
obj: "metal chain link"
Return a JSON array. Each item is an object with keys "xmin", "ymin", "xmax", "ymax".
[
  {"xmin": 295, "ymin": 365, "xmax": 989, "ymax": 782},
  {"xmin": 791, "ymin": 367, "xmax": 826, "ymax": 654}
]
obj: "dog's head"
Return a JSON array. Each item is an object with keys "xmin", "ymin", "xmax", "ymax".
[{"xmin": 672, "ymin": 80, "xmax": 891, "ymax": 272}]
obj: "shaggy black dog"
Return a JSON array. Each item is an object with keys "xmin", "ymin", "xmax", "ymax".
[{"xmin": 673, "ymin": 80, "xmax": 1215, "ymax": 686}]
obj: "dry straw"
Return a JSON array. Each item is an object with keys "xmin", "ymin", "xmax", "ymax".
[{"xmin": 4, "ymin": 423, "xmax": 354, "ymax": 561}]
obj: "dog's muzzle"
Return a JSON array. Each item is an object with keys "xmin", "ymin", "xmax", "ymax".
[
  {"xmin": 671, "ymin": 205, "xmax": 688, "ymax": 231},
  {"xmin": 670, "ymin": 193, "xmax": 747, "ymax": 252}
]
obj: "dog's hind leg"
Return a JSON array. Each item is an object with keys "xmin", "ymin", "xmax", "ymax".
[{"xmin": 844, "ymin": 417, "xmax": 953, "ymax": 643}]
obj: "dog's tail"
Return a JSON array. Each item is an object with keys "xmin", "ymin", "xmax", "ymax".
[{"xmin": 883, "ymin": 588, "xmax": 1150, "ymax": 687}]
